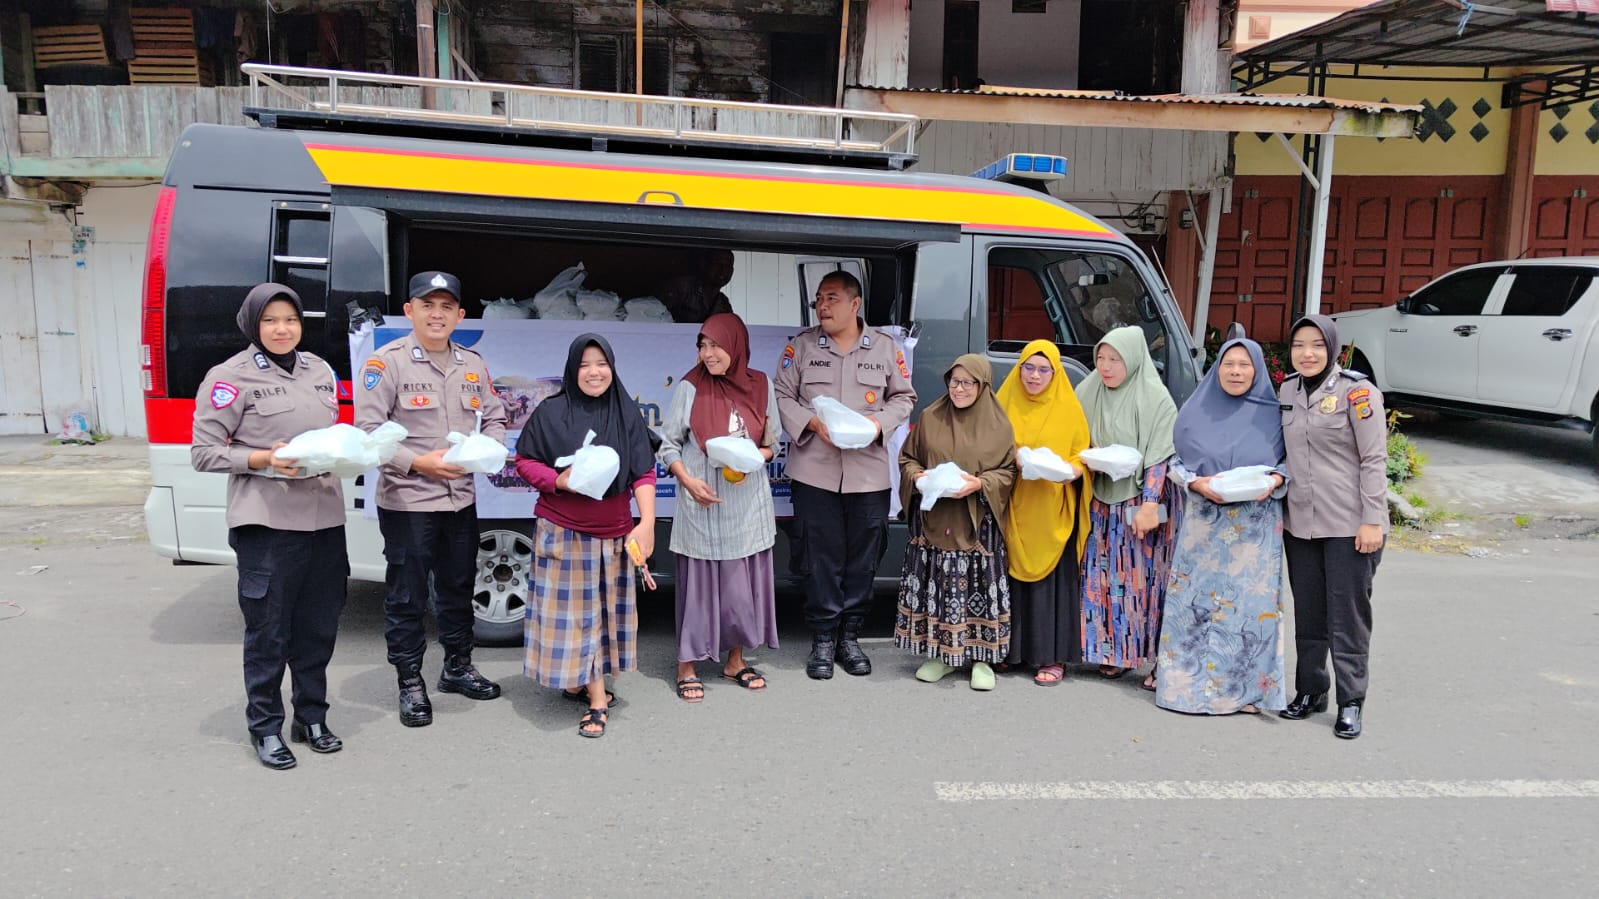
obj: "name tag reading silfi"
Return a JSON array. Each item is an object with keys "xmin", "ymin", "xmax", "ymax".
[{"xmin": 1319, "ymin": 395, "xmax": 1339, "ymax": 414}]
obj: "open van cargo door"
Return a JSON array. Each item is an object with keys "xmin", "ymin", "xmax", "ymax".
[{"xmin": 329, "ymin": 187, "xmax": 959, "ymax": 252}]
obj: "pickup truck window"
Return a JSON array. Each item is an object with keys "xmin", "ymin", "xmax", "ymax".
[
  {"xmin": 1500, "ymin": 268, "xmax": 1594, "ymax": 317},
  {"xmin": 1409, "ymin": 269, "xmax": 1499, "ymax": 316}
]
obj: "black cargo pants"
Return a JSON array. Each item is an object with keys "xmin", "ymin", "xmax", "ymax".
[
  {"xmin": 229, "ymin": 525, "xmax": 349, "ymax": 738},
  {"xmin": 377, "ymin": 506, "xmax": 478, "ymax": 669},
  {"xmin": 1284, "ymin": 533, "xmax": 1382, "ymax": 704}
]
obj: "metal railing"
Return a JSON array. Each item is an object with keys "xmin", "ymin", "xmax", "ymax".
[{"xmin": 241, "ymin": 64, "xmax": 918, "ymax": 157}]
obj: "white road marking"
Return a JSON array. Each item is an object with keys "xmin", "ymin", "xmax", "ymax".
[{"xmin": 934, "ymin": 780, "xmax": 1599, "ymax": 802}]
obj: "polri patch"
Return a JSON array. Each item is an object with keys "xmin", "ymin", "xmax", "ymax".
[
  {"xmin": 1346, "ymin": 387, "xmax": 1371, "ymax": 404},
  {"xmin": 465, "ymin": 371, "xmax": 480, "ymax": 383},
  {"xmin": 363, "ymin": 369, "xmax": 382, "ymax": 391},
  {"xmin": 781, "ymin": 345, "xmax": 795, "ymax": 369},
  {"xmin": 895, "ymin": 350, "xmax": 910, "ymax": 379},
  {"xmin": 864, "ymin": 390, "xmax": 877, "ymax": 405},
  {"xmin": 470, "ymin": 396, "xmax": 481, "ymax": 409},
  {"xmin": 1355, "ymin": 401, "xmax": 1374, "ymax": 420},
  {"xmin": 210, "ymin": 382, "xmax": 239, "ymax": 409},
  {"xmin": 410, "ymin": 394, "xmax": 431, "ymax": 407}
]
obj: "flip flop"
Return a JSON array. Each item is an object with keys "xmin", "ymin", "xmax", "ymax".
[
  {"xmin": 1141, "ymin": 671, "xmax": 1157, "ymax": 692},
  {"xmin": 720, "ymin": 667, "xmax": 767, "ymax": 691},
  {"xmin": 1098, "ymin": 665, "xmax": 1129, "ymax": 680},
  {"xmin": 1034, "ymin": 664, "xmax": 1066, "ymax": 686}
]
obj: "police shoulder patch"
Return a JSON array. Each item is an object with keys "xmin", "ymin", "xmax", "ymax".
[
  {"xmin": 895, "ymin": 350, "xmax": 910, "ymax": 379},
  {"xmin": 210, "ymin": 382, "xmax": 239, "ymax": 409},
  {"xmin": 781, "ymin": 345, "xmax": 795, "ymax": 369},
  {"xmin": 1346, "ymin": 387, "xmax": 1371, "ymax": 404}
]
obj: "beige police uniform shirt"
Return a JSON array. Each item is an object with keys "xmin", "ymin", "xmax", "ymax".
[
  {"xmin": 354, "ymin": 333, "xmax": 509, "ymax": 513},
  {"xmin": 191, "ymin": 348, "xmax": 345, "ymax": 531},
  {"xmin": 1278, "ymin": 365, "xmax": 1390, "ymax": 539},
  {"xmin": 774, "ymin": 322, "xmax": 917, "ymax": 494}
]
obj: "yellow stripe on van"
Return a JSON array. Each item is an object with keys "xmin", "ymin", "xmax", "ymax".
[{"xmin": 302, "ymin": 143, "xmax": 1116, "ymax": 238}]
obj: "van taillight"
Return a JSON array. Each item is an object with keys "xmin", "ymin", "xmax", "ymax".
[{"xmin": 140, "ymin": 186, "xmax": 176, "ymax": 397}]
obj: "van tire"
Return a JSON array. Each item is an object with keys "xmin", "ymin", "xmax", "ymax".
[{"xmin": 473, "ymin": 521, "xmax": 536, "ymax": 646}]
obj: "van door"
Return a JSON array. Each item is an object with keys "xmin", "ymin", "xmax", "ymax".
[{"xmin": 972, "ymin": 236, "xmax": 1192, "ymax": 396}]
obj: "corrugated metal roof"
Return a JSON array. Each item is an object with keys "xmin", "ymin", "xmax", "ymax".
[
  {"xmin": 1236, "ymin": 0, "xmax": 1599, "ymax": 68},
  {"xmin": 851, "ymin": 85, "xmax": 1420, "ymax": 116}
]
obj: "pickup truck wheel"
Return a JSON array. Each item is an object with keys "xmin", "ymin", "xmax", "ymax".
[
  {"xmin": 1347, "ymin": 350, "xmax": 1376, "ymax": 383},
  {"xmin": 473, "ymin": 523, "xmax": 535, "ymax": 645}
]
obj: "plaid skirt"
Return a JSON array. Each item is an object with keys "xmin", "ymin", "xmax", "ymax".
[{"xmin": 524, "ymin": 519, "xmax": 637, "ymax": 689}]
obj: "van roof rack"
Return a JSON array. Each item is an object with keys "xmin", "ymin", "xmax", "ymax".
[{"xmin": 241, "ymin": 64, "xmax": 920, "ymax": 171}]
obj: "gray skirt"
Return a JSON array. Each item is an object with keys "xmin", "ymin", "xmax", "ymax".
[{"xmin": 674, "ymin": 550, "xmax": 780, "ymax": 662}]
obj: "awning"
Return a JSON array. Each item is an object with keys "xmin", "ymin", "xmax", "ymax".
[
  {"xmin": 1235, "ymin": 0, "xmax": 1599, "ymax": 106},
  {"xmin": 843, "ymin": 86, "xmax": 1421, "ymax": 138}
]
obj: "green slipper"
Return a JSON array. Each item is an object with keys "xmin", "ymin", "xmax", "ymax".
[
  {"xmin": 915, "ymin": 659, "xmax": 957, "ymax": 683},
  {"xmin": 970, "ymin": 661, "xmax": 996, "ymax": 692}
]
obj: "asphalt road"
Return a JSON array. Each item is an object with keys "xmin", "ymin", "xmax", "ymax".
[{"xmin": 3, "ymin": 492, "xmax": 1597, "ymax": 897}]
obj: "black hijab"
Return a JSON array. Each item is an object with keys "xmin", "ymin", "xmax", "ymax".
[
  {"xmin": 515, "ymin": 334, "xmax": 657, "ymax": 500},
  {"xmin": 1291, "ymin": 314, "xmax": 1339, "ymax": 395},
  {"xmin": 236, "ymin": 282, "xmax": 303, "ymax": 373}
]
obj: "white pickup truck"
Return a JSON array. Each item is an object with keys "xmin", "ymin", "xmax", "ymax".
[{"xmin": 1332, "ymin": 257, "xmax": 1599, "ymax": 461}]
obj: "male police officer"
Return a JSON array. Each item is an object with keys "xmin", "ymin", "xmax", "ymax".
[
  {"xmin": 356, "ymin": 272, "xmax": 509, "ymax": 726},
  {"xmin": 774, "ymin": 271, "xmax": 916, "ymax": 679}
]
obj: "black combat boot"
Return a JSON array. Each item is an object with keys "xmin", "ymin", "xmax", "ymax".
[
  {"xmin": 834, "ymin": 615, "xmax": 872, "ymax": 676},
  {"xmin": 397, "ymin": 664, "xmax": 433, "ymax": 727},
  {"xmin": 438, "ymin": 652, "xmax": 502, "ymax": 700},
  {"xmin": 806, "ymin": 630, "xmax": 837, "ymax": 680}
]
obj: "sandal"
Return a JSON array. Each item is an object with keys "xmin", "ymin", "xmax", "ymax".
[
  {"xmin": 1033, "ymin": 664, "xmax": 1066, "ymax": 686},
  {"xmin": 1141, "ymin": 669, "xmax": 1157, "ymax": 692},
  {"xmin": 676, "ymin": 677, "xmax": 705, "ymax": 702},
  {"xmin": 1098, "ymin": 665, "xmax": 1129, "ymax": 680},
  {"xmin": 578, "ymin": 707, "xmax": 607, "ymax": 739},
  {"xmin": 562, "ymin": 687, "xmax": 616, "ymax": 705},
  {"xmin": 720, "ymin": 667, "xmax": 766, "ymax": 691}
]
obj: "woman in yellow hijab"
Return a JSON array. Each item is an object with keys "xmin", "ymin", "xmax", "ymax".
[{"xmin": 995, "ymin": 340, "xmax": 1092, "ymax": 686}]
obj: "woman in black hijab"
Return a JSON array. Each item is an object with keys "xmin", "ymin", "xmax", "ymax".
[
  {"xmin": 513, "ymin": 334, "xmax": 658, "ymax": 738},
  {"xmin": 1277, "ymin": 314, "xmax": 1389, "ymax": 739},
  {"xmin": 191, "ymin": 283, "xmax": 349, "ymax": 769}
]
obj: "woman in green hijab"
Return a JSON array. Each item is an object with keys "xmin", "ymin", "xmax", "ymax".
[{"xmin": 1075, "ymin": 326, "xmax": 1181, "ymax": 688}]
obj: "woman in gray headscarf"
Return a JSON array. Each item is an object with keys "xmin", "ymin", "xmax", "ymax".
[
  {"xmin": 1155, "ymin": 337, "xmax": 1288, "ymax": 715},
  {"xmin": 1277, "ymin": 315, "xmax": 1388, "ymax": 740}
]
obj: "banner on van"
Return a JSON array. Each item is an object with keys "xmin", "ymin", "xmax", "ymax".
[{"xmin": 350, "ymin": 317, "xmax": 912, "ymax": 520}]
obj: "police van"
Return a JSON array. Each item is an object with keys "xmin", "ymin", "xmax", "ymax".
[{"xmin": 141, "ymin": 65, "xmax": 1202, "ymax": 643}]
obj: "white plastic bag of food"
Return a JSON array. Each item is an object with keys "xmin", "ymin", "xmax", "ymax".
[
  {"xmin": 1078, "ymin": 444, "xmax": 1143, "ymax": 481},
  {"xmin": 521, "ymin": 263, "xmax": 587, "ymax": 320},
  {"xmin": 443, "ymin": 412, "xmax": 510, "ymax": 474},
  {"xmin": 812, "ymin": 396, "xmax": 876, "ymax": 450},
  {"xmin": 482, "ymin": 297, "xmax": 531, "ymax": 319},
  {"xmin": 622, "ymin": 297, "xmax": 673, "ymax": 323},
  {"xmin": 1207, "ymin": 464, "xmax": 1276, "ymax": 503},
  {"xmin": 705, "ymin": 435, "xmax": 765, "ymax": 474},
  {"xmin": 278, "ymin": 421, "xmax": 408, "ymax": 478},
  {"xmin": 554, "ymin": 429, "xmax": 621, "ymax": 500},
  {"xmin": 916, "ymin": 461, "xmax": 969, "ymax": 511},
  {"xmin": 1016, "ymin": 445, "xmax": 1076, "ymax": 482},
  {"xmin": 575, "ymin": 289, "xmax": 622, "ymax": 320}
]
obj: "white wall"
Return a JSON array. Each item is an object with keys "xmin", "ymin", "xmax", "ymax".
[
  {"xmin": 907, "ymin": 0, "xmax": 1082, "ymax": 90},
  {"xmin": 76, "ymin": 183, "xmax": 162, "ymax": 243}
]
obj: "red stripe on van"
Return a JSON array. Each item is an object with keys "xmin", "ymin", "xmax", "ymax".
[{"xmin": 145, "ymin": 397, "xmax": 354, "ymax": 445}]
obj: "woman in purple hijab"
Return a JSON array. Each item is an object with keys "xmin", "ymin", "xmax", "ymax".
[{"xmin": 1153, "ymin": 337, "xmax": 1289, "ymax": 715}]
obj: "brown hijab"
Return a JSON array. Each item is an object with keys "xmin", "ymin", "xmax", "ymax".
[
  {"xmin": 899, "ymin": 354, "xmax": 1018, "ymax": 552},
  {"xmin": 682, "ymin": 313, "xmax": 768, "ymax": 450}
]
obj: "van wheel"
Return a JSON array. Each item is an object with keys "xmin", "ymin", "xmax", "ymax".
[{"xmin": 473, "ymin": 523, "xmax": 535, "ymax": 646}]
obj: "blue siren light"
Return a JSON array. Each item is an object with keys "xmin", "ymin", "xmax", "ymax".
[{"xmin": 969, "ymin": 153, "xmax": 1069, "ymax": 184}]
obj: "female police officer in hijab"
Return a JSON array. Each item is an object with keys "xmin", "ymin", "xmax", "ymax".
[
  {"xmin": 191, "ymin": 283, "xmax": 349, "ymax": 769},
  {"xmin": 1277, "ymin": 314, "xmax": 1387, "ymax": 739}
]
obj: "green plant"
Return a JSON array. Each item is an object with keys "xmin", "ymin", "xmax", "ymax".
[
  {"xmin": 1513, "ymin": 514, "xmax": 1531, "ymax": 528},
  {"xmin": 1385, "ymin": 409, "xmax": 1426, "ymax": 486}
]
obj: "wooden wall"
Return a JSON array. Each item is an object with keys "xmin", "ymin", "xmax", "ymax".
[{"xmin": 472, "ymin": 0, "xmax": 838, "ymax": 101}]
